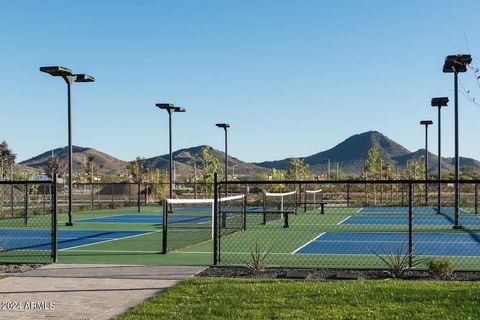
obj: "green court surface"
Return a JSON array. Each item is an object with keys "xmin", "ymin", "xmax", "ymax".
[
  {"xmin": 4, "ymin": 203, "xmax": 480, "ymax": 269},
  {"xmin": 217, "ymin": 206, "xmax": 480, "ymax": 270},
  {"xmin": 56, "ymin": 206, "xmax": 213, "ymax": 265}
]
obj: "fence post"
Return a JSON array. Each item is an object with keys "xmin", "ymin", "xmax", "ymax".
[
  {"xmin": 162, "ymin": 198, "xmax": 168, "ymax": 254},
  {"xmin": 303, "ymin": 185, "xmax": 307, "ymax": 212},
  {"xmin": 52, "ymin": 174, "xmax": 58, "ymax": 262},
  {"xmin": 346, "ymin": 183, "xmax": 350, "ymax": 207},
  {"xmin": 262, "ymin": 193, "xmax": 267, "ymax": 225},
  {"xmin": 24, "ymin": 182, "xmax": 28, "ymax": 225},
  {"xmin": 137, "ymin": 181, "xmax": 141, "ymax": 213},
  {"xmin": 242, "ymin": 194, "xmax": 247, "ymax": 231},
  {"xmin": 408, "ymin": 182, "xmax": 413, "ymax": 268},
  {"xmin": 213, "ymin": 173, "xmax": 219, "ymax": 265},
  {"xmin": 111, "ymin": 184, "xmax": 114, "ymax": 209},
  {"xmin": 11, "ymin": 184, "xmax": 14, "ymax": 217},
  {"xmin": 474, "ymin": 183, "xmax": 478, "ymax": 215},
  {"xmin": 91, "ymin": 183, "xmax": 94, "ymax": 211}
]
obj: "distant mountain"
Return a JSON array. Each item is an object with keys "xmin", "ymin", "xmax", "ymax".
[
  {"xmin": 144, "ymin": 145, "xmax": 269, "ymax": 177},
  {"xmin": 20, "ymin": 146, "xmax": 129, "ymax": 176},
  {"xmin": 255, "ymin": 131, "xmax": 480, "ymax": 174},
  {"xmin": 17, "ymin": 131, "xmax": 480, "ymax": 178}
]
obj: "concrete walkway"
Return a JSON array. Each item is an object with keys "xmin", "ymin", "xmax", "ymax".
[{"xmin": 0, "ymin": 264, "xmax": 205, "ymax": 320}]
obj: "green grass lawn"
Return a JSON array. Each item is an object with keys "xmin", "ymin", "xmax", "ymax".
[{"xmin": 119, "ymin": 278, "xmax": 480, "ymax": 320}]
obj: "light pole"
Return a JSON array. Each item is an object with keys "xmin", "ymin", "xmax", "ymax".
[
  {"xmin": 155, "ymin": 103, "xmax": 186, "ymax": 201},
  {"xmin": 232, "ymin": 164, "xmax": 238, "ymax": 180},
  {"xmin": 443, "ymin": 54, "xmax": 472, "ymax": 228},
  {"xmin": 216, "ymin": 123, "xmax": 230, "ymax": 196},
  {"xmin": 40, "ymin": 66, "xmax": 94, "ymax": 226},
  {"xmin": 431, "ymin": 97, "xmax": 449, "ymax": 214},
  {"xmin": 420, "ymin": 120, "xmax": 433, "ymax": 206}
]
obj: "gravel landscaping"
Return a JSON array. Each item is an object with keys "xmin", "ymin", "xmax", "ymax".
[
  {"xmin": 196, "ymin": 267, "xmax": 480, "ymax": 281},
  {"xmin": 0, "ymin": 264, "xmax": 43, "ymax": 274}
]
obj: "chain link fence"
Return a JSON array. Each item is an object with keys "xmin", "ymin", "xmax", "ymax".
[
  {"xmin": 55, "ymin": 182, "xmax": 214, "ymax": 213},
  {"xmin": 214, "ymin": 179, "xmax": 480, "ymax": 271},
  {"xmin": 0, "ymin": 181, "xmax": 56, "ymax": 263}
]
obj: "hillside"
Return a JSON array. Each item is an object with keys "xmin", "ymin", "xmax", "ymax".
[
  {"xmin": 20, "ymin": 146, "xmax": 129, "ymax": 176},
  {"xmin": 17, "ymin": 131, "xmax": 480, "ymax": 177},
  {"xmin": 143, "ymin": 146, "xmax": 269, "ymax": 177},
  {"xmin": 255, "ymin": 131, "xmax": 480, "ymax": 174}
]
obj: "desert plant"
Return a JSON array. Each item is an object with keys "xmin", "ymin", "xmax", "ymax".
[
  {"xmin": 372, "ymin": 243, "xmax": 425, "ymax": 278},
  {"xmin": 246, "ymin": 241, "xmax": 272, "ymax": 275},
  {"xmin": 428, "ymin": 258, "xmax": 454, "ymax": 276}
]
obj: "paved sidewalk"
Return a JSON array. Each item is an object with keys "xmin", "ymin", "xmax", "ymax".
[{"xmin": 0, "ymin": 264, "xmax": 205, "ymax": 320}]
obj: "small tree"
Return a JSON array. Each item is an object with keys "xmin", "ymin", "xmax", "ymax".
[
  {"xmin": 269, "ymin": 168, "xmax": 286, "ymax": 192},
  {"xmin": 146, "ymin": 168, "xmax": 169, "ymax": 201},
  {"xmin": 364, "ymin": 146, "xmax": 384, "ymax": 204},
  {"xmin": 286, "ymin": 158, "xmax": 310, "ymax": 181},
  {"xmin": 0, "ymin": 141, "xmax": 16, "ymax": 180},
  {"xmin": 200, "ymin": 147, "xmax": 223, "ymax": 197},
  {"xmin": 44, "ymin": 156, "xmax": 67, "ymax": 179},
  {"xmin": 128, "ymin": 156, "xmax": 145, "ymax": 182}
]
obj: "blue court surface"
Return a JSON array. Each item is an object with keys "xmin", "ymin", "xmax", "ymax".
[
  {"xmin": 294, "ymin": 232, "xmax": 480, "ymax": 256},
  {"xmin": 358, "ymin": 207, "xmax": 469, "ymax": 214},
  {"xmin": 0, "ymin": 229, "xmax": 151, "ymax": 251},
  {"xmin": 75, "ymin": 214, "xmax": 211, "ymax": 224},
  {"xmin": 342, "ymin": 215, "xmax": 480, "ymax": 226}
]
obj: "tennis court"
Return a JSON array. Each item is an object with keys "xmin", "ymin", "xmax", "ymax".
[
  {"xmin": 293, "ymin": 231, "xmax": 480, "ymax": 256},
  {"xmin": 0, "ymin": 229, "xmax": 152, "ymax": 251},
  {"xmin": 341, "ymin": 215, "xmax": 480, "ymax": 225},
  {"xmin": 357, "ymin": 207, "xmax": 470, "ymax": 214},
  {"xmin": 75, "ymin": 214, "xmax": 211, "ymax": 224}
]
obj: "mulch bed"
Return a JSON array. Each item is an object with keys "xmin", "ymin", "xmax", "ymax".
[
  {"xmin": 196, "ymin": 267, "xmax": 480, "ymax": 281},
  {"xmin": 0, "ymin": 264, "xmax": 43, "ymax": 274}
]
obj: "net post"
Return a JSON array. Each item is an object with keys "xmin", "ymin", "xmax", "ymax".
[
  {"xmin": 408, "ymin": 181, "xmax": 413, "ymax": 268},
  {"xmin": 162, "ymin": 199, "xmax": 168, "ymax": 254},
  {"xmin": 213, "ymin": 173, "xmax": 219, "ymax": 265},
  {"xmin": 137, "ymin": 181, "xmax": 141, "ymax": 213},
  {"xmin": 24, "ymin": 182, "xmax": 28, "ymax": 225},
  {"xmin": 262, "ymin": 192, "xmax": 267, "ymax": 225},
  {"xmin": 51, "ymin": 173, "xmax": 58, "ymax": 262},
  {"xmin": 283, "ymin": 212, "xmax": 289, "ymax": 228}
]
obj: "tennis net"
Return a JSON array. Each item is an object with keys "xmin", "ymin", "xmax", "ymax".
[
  {"xmin": 162, "ymin": 194, "xmax": 246, "ymax": 253},
  {"xmin": 262, "ymin": 190, "xmax": 297, "ymax": 224}
]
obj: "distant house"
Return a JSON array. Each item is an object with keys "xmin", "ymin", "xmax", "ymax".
[{"xmin": 35, "ymin": 173, "xmax": 50, "ymax": 181}]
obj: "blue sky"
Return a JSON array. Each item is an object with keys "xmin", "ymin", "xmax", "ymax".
[{"xmin": 2, "ymin": 1, "xmax": 480, "ymax": 163}]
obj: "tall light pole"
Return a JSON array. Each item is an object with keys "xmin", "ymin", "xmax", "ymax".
[
  {"xmin": 216, "ymin": 123, "xmax": 230, "ymax": 196},
  {"xmin": 40, "ymin": 66, "xmax": 94, "ymax": 226},
  {"xmin": 431, "ymin": 97, "xmax": 449, "ymax": 214},
  {"xmin": 443, "ymin": 54, "xmax": 472, "ymax": 228},
  {"xmin": 420, "ymin": 120, "xmax": 433, "ymax": 206},
  {"xmin": 155, "ymin": 103, "xmax": 186, "ymax": 201}
]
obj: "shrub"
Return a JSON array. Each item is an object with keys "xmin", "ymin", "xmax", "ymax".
[
  {"xmin": 246, "ymin": 241, "xmax": 271, "ymax": 275},
  {"xmin": 372, "ymin": 243, "xmax": 425, "ymax": 278},
  {"xmin": 428, "ymin": 258, "xmax": 454, "ymax": 276}
]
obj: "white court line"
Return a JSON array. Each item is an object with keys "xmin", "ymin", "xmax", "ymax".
[
  {"xmin": 59, "ymin": 231, "xmax": 159, "ymax": 251},
  {"xmin": 337, "ymin": 216, "xmax": 352, "ymax": 225},
  {"xmin": 290, "ymin": 232, "xmax": 326, "ymax": 254},
  {"xmin": 356, "ymin": 208, "xmax": 364, "ymax": 213},
  {"xmin": 74, "ymin": 214, "xmax": 126, "ymax": 221}
]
